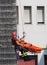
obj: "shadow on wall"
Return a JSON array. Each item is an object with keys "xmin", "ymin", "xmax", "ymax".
[{"xmin": 38, "ymin": 50, "xmax": 47, "ymax": 65}]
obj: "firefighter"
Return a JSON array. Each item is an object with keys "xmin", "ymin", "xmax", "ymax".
[{"xmin": 12, "ymin": 32, "xmax": 27, "ymax": 60}]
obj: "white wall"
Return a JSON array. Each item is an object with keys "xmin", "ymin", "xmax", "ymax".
[
  {"xmin": 16, "ymin": 0, "xmax": 47, "ymax": 47},
  {"xmin": 16, "ymin": 0, "xmax": 47, "ymax": 65}
]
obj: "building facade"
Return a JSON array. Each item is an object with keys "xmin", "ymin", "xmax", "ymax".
[
  {"xmin": 0, "ymin": 0, "xmax": 18, "ymax": 65},
  {"xmin": 16, "ymin": 0, "xmax": 47, "ymax": 65}
]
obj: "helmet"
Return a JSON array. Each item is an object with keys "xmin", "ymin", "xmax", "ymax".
[{"xmin": 12, "ymin": 32, "xmax": 16, "ymax": 36}]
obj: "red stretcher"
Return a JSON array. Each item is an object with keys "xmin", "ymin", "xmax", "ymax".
[{"xmin": 12, "ymin": 32, "xmax": 42, "ymax": 53}]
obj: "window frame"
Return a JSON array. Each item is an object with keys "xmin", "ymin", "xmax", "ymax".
[
  {"xmin": 37, "ymin": 6, "xmax": 45, "ymax": 24},
  {"xmin": 24, "ymin": 6, "xmax": 32, "ymax": 24}
]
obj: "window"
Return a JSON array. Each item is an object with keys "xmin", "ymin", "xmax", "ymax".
[
  {"xmin": 44, "ymin": 55, "xmax": 47, "ymax": 65},
  {"xmin": 37, "ymin": 6, "xmax": 44, "ymax": 24},
  {"xmin": 18, "ymin": 55, "xmax": 38, "ymax": 65},
  {"xmin": 16, "ymin": 6, "xmax": 19, "ymax": 24},
  {"xmin": 24, "ymin": 6, "xmax": 31, "ymax": 24}
]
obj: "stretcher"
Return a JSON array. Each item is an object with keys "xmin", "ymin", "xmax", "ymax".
[{"xmin": 12, "ymin": 32, "xmax": 42, "ymax": 53}]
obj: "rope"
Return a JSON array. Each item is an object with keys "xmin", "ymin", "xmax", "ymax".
[{"xmin": 18, "ymin": 0, "xmax": 25, "ymax": 39}]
